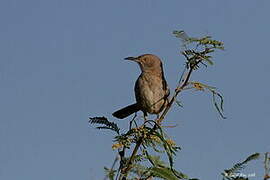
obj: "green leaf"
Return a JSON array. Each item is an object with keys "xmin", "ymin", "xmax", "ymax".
[
  {"xmin": 104, "ymin": 167, "xmax": 116, "ymax": 180},
  {"xmin": 176, "ymin": 99, "xmax": 184, "ymax": 107},
  {"xmin": 146, "ymin": 154, "xmax": 166, "ymax": 167},
  {"xmin": 150, "ymin": 167, "xmax": 183, "ymax": 180},
  {"xmin": 203, "ymin": 58, "xmax": 214, "ymax": 65}
]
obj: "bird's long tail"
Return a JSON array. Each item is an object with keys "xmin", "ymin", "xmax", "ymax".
[{"xmin": 112, "ymin": 103, "xmax": 140, "ymax": 119}]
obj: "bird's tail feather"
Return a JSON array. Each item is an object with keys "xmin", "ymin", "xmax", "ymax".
[{"xmin": 112, "ymin": 103, "xmax": 140, "ymax": 119}]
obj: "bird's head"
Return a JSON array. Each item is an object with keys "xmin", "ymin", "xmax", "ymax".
[{"xmin": 125, "ymin": 54, "xmax": 163, "ymax": 73}]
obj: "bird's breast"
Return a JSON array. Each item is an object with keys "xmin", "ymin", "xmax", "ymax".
[{"xmin": 135, "ymin": 73, "xmax": 168, "ymax": 114}]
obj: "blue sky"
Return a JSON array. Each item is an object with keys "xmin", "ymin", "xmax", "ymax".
[{"xmin": 0, "ymin": 0, "xmax": 269, "ymax": 179}]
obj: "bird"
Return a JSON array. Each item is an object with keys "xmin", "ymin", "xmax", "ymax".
[{"xmin": 113, "ymin": 54, "xmax": 170, "ymax": 119}]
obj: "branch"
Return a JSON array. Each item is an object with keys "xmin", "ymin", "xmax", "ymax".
[{"xmin": 158, "ymin": 63, "xmax": 195, "ymax": 124}]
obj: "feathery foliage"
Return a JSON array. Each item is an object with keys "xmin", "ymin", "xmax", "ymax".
[
  {"xmin": 173, "ymin": 30, "xmax": 226, "ymax": 119},
  {"xmin": 173, "ymin": 30, "xmax": 224, "ymax": 69},
  {"xmin": 222, "ymin": 153, "xmax": 260, "ymax": 180},
  {"xmin": 89, "ymin": 116, "xmax": 120, "ymax": 134},
  {"xmin": 104, "ymin": 167, "xmax": 117, "ymax": 180}
]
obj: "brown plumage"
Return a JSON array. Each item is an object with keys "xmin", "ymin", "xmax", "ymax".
[{"xmin": 113, "ymin": 54, "xmax": 169, "ymax": 119}]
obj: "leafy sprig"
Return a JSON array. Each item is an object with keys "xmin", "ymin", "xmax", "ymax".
[
  {"xmin": 222, "ymin": 153, "xmax": 260, "ymax": 180},
  {"xmin": 89, "ymin": 116, "xmax": 120, "ymax": 134}
]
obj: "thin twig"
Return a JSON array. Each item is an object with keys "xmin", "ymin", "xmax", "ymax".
[
  {"xmin": 158, "ymin": 61, "xmax": 199, "ymax": 124},
  {"xmin": 264, "ymin": 152, "xmax": 270, "ymax": 180}
]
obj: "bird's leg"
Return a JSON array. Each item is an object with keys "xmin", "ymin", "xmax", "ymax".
[
  {"xmin": 156, "ymin": 114, "xmax": 160, "ymax": 120},
  {"xmin": 143, "ymin": 112, "xmax": 148, "ymax": 122},
  {"xmin": 129, "ymin": 113, "xmax": 138, "ymax": 130}
]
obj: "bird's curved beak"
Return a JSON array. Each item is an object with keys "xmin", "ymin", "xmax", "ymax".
[{"xmin": 124, "ymin": 56, "xmax": 138, "ymax": 62}]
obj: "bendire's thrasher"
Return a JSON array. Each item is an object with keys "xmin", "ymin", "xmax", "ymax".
[{"xmin": 113, "ymin": 54, "xmax": 169, "ymax": 119}]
